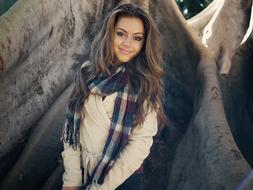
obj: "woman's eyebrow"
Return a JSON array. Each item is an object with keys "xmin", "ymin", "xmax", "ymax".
[{"xmin": 116, "ymin": 27, "xmax": 144, "ymax": 35}]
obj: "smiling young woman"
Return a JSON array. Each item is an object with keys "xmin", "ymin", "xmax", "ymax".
[{"xmin": 61, "ymin": 3, "xmax": 165, "ymax": 190}]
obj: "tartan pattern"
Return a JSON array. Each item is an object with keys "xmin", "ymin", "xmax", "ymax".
[{"xmin": 63, "ymin": 65, "xmax": 138, "ymax": 185}]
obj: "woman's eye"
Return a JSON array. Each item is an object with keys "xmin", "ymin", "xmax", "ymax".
[
  {"xmin": 134, "ymin": 37, "xmax": 143, "ymax": 41},
  {"xmin": 116, "ymin": 32, "xmax": 124, "ymax": 36}
]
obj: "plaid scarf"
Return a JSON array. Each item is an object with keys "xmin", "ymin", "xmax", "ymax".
[{"xmin": 63, "ymin": 65, "xmax": 138, "ymax": 185}]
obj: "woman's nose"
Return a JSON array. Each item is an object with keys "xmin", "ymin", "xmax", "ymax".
[{"xmin": 122, "ymin": 36, "xmax": 132, "ymax": 46}]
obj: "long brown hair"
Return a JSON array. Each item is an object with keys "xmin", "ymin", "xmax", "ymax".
[{"xmin": 69, "ymin": 3, "xmax": 165, "ymax": 128}]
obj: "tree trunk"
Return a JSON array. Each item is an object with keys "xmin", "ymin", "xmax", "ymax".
[
  {"xmin": 0, "ymin": 0, "xmax": 252, "ymax": 189},
  {"xmin": 0, "ymin": 0, "xmax": 95, "ymax": 168}
]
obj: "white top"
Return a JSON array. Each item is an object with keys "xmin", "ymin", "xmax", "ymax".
[{"xmin": 62, "ymin": 92, "xmax": 158, "ymax": 190}]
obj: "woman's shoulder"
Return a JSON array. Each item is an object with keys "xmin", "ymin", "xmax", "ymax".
[{"xmin": 143, "ymin": 99, "xmax": 156, "ymax": 114}]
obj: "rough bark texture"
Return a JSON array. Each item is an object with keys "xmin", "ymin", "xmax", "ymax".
[
  {"xmin": 0, "ymin": 0, "xmax": 95, "ymax": 169},
  {"xmin": 0, "ymin": 0, "xmax": 252, "ymax": 189}
]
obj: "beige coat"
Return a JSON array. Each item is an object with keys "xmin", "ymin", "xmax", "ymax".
[{"xmin": 62, "ymin": 91, "xmax": 158, "ymax": 190}]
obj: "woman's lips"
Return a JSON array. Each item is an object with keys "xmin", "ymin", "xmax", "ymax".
[{"xmin": 119, "ymin": 48, "xmax": 131, "ymax": 55}]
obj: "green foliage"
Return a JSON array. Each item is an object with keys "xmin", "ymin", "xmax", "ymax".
[{"xmin": 176, "ymin": 0, "xmax": 213, "ymax": 19}]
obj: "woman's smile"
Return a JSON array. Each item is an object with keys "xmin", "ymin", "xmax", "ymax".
[{"xmin": 119, "ymin": 48, "xmax": 132, "ymax": 55}]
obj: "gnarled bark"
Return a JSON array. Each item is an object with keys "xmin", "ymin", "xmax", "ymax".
[{"xmin": 0, "ymin": 0, "xmax": 95, "ymax": 167}]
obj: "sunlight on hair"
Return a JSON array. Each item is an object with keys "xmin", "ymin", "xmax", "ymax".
[
  {"xmin": 201, "ymin": 0, "xmax": 224, "ymax": 47},
  {"xmin": 240, "ymin": 1, "xmax": 253, "ymax": 45}
]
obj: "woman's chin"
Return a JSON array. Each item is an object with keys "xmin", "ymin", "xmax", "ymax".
[{"xmin": 116, "ymin": 57, "xmax": 131, "ymax": 64}]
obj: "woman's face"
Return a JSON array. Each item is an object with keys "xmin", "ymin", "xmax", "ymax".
[{"xmin": 113, "ymin": 16, "xmax": 145, "ymax": 64}]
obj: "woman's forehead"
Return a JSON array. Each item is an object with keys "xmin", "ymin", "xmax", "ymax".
[{"xmin": 115, "ymin": 16, "xmax": 144, "ymax": 34}]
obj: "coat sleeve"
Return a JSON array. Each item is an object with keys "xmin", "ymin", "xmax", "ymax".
[
  {"xmin": 61, "ymin": 142, "xmax": 83, "ymax": 187},
  {"xmin": 88, "ymin": 108, "xmax": 158, "ymax": 190}
]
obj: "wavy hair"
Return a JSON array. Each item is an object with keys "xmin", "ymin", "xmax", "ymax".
[{"xmin": 69, "ymin": 3, "xmax": 165, "ymax": 129}]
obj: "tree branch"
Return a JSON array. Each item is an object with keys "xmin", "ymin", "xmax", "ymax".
[
  {"xmin": 187, "ymin": 0, "xmax": 221, "ymax": 37},
  {"xmin": 201, "ymin": 0, "xmax": 251, "ymax": 75}
]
